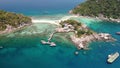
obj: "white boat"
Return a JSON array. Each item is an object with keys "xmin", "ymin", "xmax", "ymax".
[
  {"xmin": 107, "ymin": 52, "xmax": 119, "ymax": 63},
  {"xmin": 41, "ymin": 40, "xmax": 56, "ymax": 47},
  {"xmin": 50, "ymin": 42, "xmax": 56, "ymax": 47},
  {"xmin": 116, "ymin": 32, "xmax": 120, "ymax": 35},
  {"xmin": 41, "ymin": 40, "xmax": 50, "ymax": 44}
]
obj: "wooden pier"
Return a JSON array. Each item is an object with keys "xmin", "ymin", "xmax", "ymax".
[
  {"xmin": 41, "ymin": 32, "xmax": 56, "ymax": 46},
  {"xmin": 48, "ymin": 32, "xmax": 56, "ymax": 42}
]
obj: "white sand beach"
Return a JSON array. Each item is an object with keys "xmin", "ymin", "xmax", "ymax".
[{"xmin": 32, "ymin": 15, "xmax": 79, "ymax": 25}]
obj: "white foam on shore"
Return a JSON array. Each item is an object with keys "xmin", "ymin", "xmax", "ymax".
[{"xmin": 32, "ymin": 15, "xmax": 78, "ymax": 26}]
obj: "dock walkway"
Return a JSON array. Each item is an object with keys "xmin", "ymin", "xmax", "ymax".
[
  {"xmin": 41, "ymin": 32, "xmax": 56, "ymax": 46},
  {"xmin": 48, "ymin": 32, "xmax": 56, "ymax": 42}
]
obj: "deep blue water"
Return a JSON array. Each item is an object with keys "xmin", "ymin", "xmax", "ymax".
[
  {"xmin": 0, "ymin": 0, "xmax": 84, "ymax": 16},
  {"xmin": 0, "ymin": 0, "xmax": 120, "ymax": 68}
]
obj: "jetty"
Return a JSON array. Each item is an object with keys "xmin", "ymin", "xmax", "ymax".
[
  {"xmin": 107, "ymin": 52, "xmax": 119, "ymax": 63},
  {"xmin": 48, "ymin": 32, "xmax": 56, "ymax": 42},
  {"xmin": 41, "ymin": 19, "xmax": 115, "ymax": 50},
  {"xmin": 41, "ymin": 32, "xmax": 56, "ymax": 47}
]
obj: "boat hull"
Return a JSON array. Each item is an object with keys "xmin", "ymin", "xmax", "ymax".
[{"xmin": 107, "ymin": 52, "xmax": 119, "ymax": 63}]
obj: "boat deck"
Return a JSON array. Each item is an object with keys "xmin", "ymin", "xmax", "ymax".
[{"xmin": 107, "ymin": 52, "xmax": 119, "ymax": 63}]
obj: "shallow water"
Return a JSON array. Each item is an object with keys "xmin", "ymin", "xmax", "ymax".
[
  {"xmin": 0, "ymin": 15, "xmax": 120, "ymax": 68},
  {"xmin": 0, "ymin": 0, "xmax": 120, "ymax": 68}
]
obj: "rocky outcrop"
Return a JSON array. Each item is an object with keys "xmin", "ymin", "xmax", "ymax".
[{"xmin": 70, "ymin": 33, "xmax": 115, "ymax": 50}]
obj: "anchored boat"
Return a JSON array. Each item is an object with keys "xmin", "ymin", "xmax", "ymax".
[
  {"xmin": 41, "ymin": 40, "xmax": 50, "ymax": 44},
  {"xmin": 41, "ymin": 40, "xmax": 56, "ymax": 47},
  {"xmin": 116, "ymin": 32, "xmax": 120, "ymax": 35},
  {"xmin": 50, "ymin": 42, "xmax": 56, "ymax": 47},
  {"xmin": 107, "ymin": 52, "xmax": 119, "ymax": 63}
]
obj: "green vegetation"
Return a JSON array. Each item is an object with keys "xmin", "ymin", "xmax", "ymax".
[
  {"xmin": 60, "ymin": 19, "xmax": 81, "ymax": 28},
  {"xmin": 0, "ymin": 10, "xmax": 32, "ymax": 31},
  {"xmin": 77, "ymin": 29, "xmax": 93, "ymax": 37},
  {"xmin": 72, "ymin": 0, "xmax": 120, "ymax": 19},
  {"xmin": 60, "ymin": 20, "xmax": 93, "ymax": 37}
]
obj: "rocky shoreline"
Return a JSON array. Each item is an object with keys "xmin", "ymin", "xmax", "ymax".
[
  {"xmin": 35, "ymin": 16, "xmax": 117, "ymax": 50},
  {"xmin": 54, "ymin": 20, "xmax": 115, "ymax": 50},
  {"xmin": 0, "ymin": 10, "xmax": 32, "ymax": 35},
  {"xmin": 0, "ymin": 23, "xmax": 31, "ymax": 35},
  {"xmin": 70, "ymin": 33, "xmax": 115, "ymax": 50}
]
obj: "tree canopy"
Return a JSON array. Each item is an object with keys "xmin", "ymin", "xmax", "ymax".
[
  {"xmin": 60, "ymin": 20, "xmax": 93, "ymax": 37},
  {"xmin": 0, "ymin": 10, "xmax": 31, "ymax": 31},
  {"xmin": 72, "ymin": 0, "xmax": 120, "ymax": 19}
]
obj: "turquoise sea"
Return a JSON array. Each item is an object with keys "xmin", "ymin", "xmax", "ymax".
[{"xmin": 0, "ymin": 0, "xmax": 120, "ymax": 68}]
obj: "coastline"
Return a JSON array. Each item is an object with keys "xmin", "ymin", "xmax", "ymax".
[
  {"xmin": 0, "ymin": 14, "xmax": 116, "ymax": 50},
  {"xmin": 70, "ymin": 33, "xmax": 115, "ymax": 50},
  {"xmin": 55, "ymin": 22, "xmax": 115, "ymax": 50},
  {"xmin": 0, "ymin": 23, "xmax": 32, "ymax": 35},
  {"xmin": 79, "ymin": 15, "xmax": 120, "ymax": 23},
  {"xmin": 39, "ymin": 17, "xmax": 115, "ymax": 50},
  {"xmin": 31, "ymin": 15, "xmax": 79, "ymax": 26},
  {"xmin": 0, "ymin": 14, "xmax": 78, "ymax": 35},
  {"xmin": 69, "ymin": 10, "xmax": 120, "ymax": 23}
]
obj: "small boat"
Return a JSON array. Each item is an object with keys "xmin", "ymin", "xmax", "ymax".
[
  {"xmin": 50, "ymin": 42, "xmax": 56, "ymax": 47},
  {"xmin": 41, "ymin": 40, "xmax": 50, "ymax": 44},
  {"xmin": 41, "ymin": 40, "xmax": 56, "ymax": 47},
  {"xmin": 107, "ymin": 52, "xmax": 119, "ymax": 63},
  {"xmin": 116, "ymin": 32, "xmax": 120, "ymax": 35}
]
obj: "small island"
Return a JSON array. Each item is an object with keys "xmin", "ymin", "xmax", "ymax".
[
  {"xmin": 70, "ymin": 0, "xmax": 120, "ymax": 22},
  {"xmin": 0, "ymin": 10, "xmax": 32, "ymax": 34},
  {"xmin": 0, "ymin": 10, "xmax": 116, "ymax": 50},
  {"xmin": 42, "ymin": 19, "xmax": 115, "ymax": 49}
]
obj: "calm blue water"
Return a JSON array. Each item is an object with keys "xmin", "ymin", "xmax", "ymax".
[
  {"xmin": 0, "ymin": 0, "xmax": 120, "ymax": 68},
  {"xmin": 0, "ymin": 0, "xmax": 84, "ymax": 16}
]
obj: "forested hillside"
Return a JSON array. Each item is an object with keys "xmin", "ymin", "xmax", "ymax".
[
  {"xmin": 72, "ymin": 0, "xmax": 120, "ymax": 19},
  {"xmin": 0, "ymin": 10, "xmax": 31, "ymax": 31}
]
